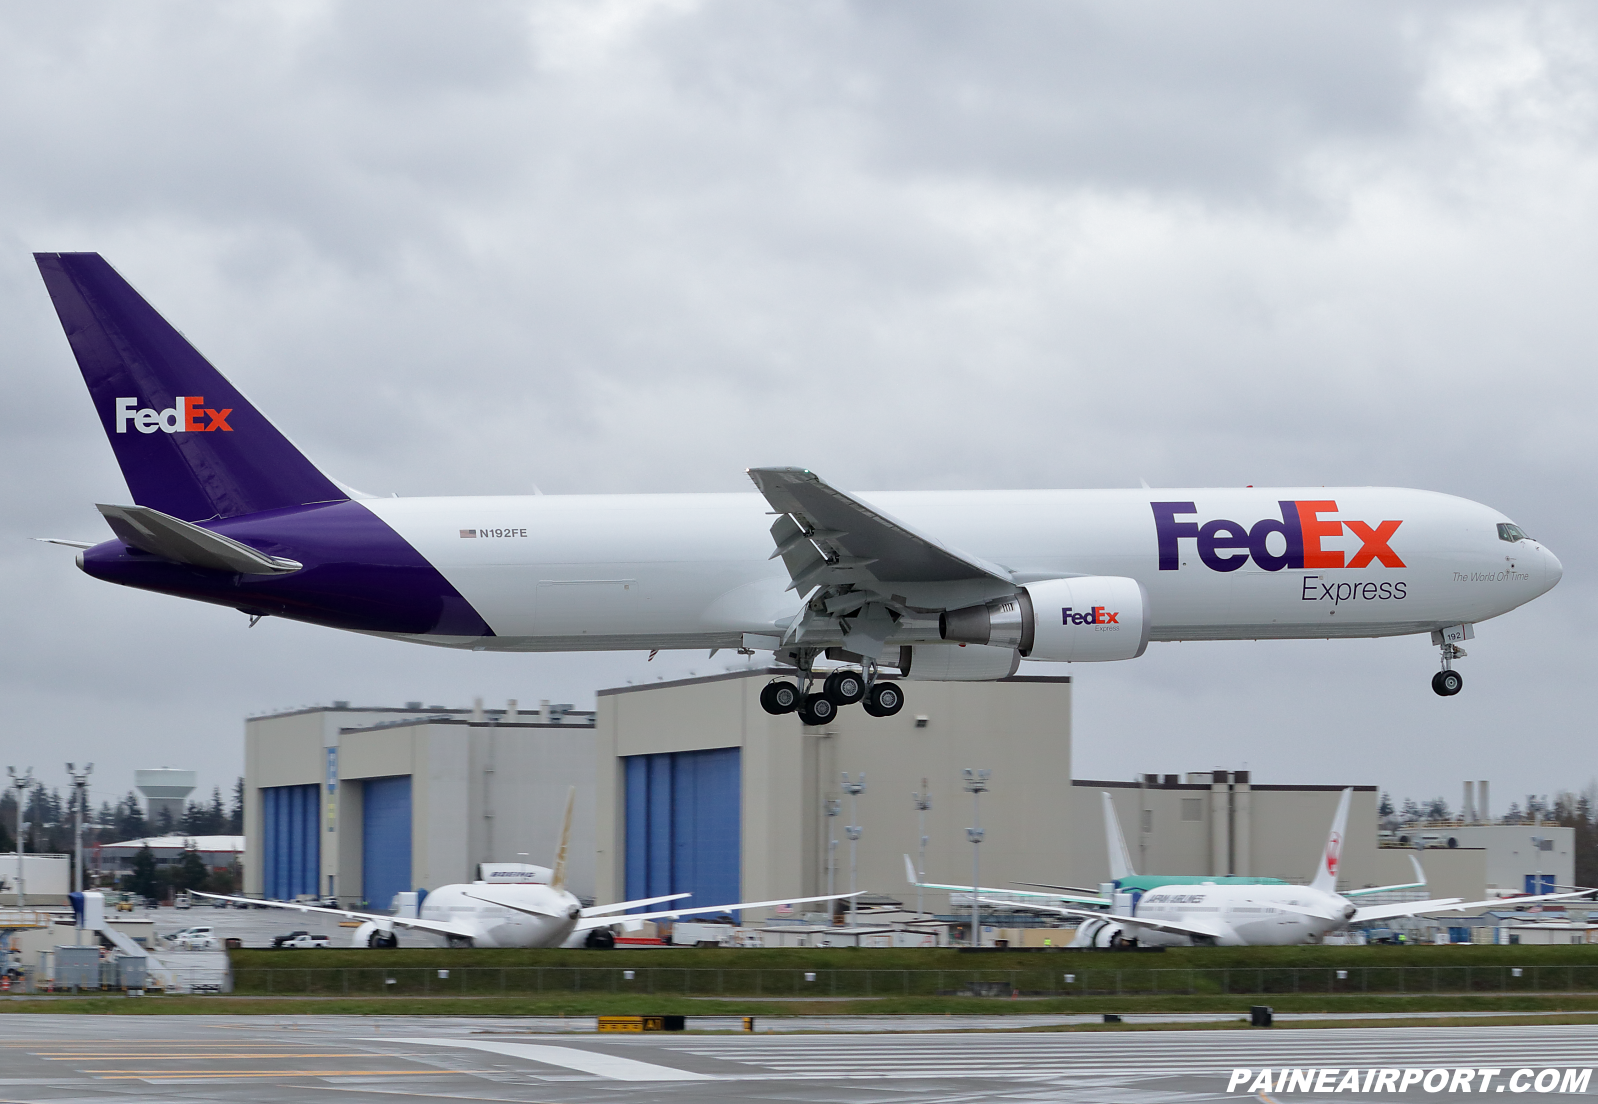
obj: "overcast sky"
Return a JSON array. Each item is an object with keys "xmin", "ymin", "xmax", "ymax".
[{"xmin": 3, "ymin": 1, "xmax": 1594, "ymax": 819}]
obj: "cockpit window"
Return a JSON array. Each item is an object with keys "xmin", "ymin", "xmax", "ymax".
[{"xmin": 1498, "ymin": 523, "xmax": 1531, "ymax": 543}]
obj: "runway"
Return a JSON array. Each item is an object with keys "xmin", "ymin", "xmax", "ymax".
[{"xmin": 0, "ymin": 1014, "xmax": 1594, "ymax": 1102}]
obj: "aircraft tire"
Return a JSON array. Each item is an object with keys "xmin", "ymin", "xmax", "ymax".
[
  {"xmin": 760, "ymin": 681, "xmax": 800, "ymax": 714},
  {"xmin": 797, "ymin": 692, "xmax": 837, "ymax": 726},
  {"xmin": 823, "ymin": 669, "xmax": 865, "ymax": 705},
  {"xmin": 1433, "ymin": 670, "xmax": 1463, "ymax": 696},
  {"xmin": 584, "ymin": 928, "xmax": 617, "ymax": 949},
  {"xmin": 861, "ymin": 682, "xmax": 904, "ymax": 718},
  {"xmin": 370, "ymin": 930, "xmax": 398, "ymax": 949}
]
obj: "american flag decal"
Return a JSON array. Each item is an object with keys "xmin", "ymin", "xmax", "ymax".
[{"xmin": 460, "ymin": 529, "xmax": 477, "ymax": 538}]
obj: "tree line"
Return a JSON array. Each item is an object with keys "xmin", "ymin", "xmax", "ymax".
[
  {"xmin": 0, "ymin": 778, "xmax": 243, "ymax": 854},
  {"xmin": 1382, "ymin": 788, "xmax": 1598, "ymax": 887}
]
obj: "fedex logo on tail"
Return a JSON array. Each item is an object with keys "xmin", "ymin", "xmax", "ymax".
[
  {"xmin": 115, "ymin": 397, "xmax": 232, "ymax": 434},
  {"xmin": 1152, "ymin": 501, "xmax": 1404, "ymax": 573}
]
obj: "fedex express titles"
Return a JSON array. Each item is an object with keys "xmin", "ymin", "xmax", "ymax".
[{"xmin": 1153, "ymin": 499, "xmax": 1407, "ymax": 606}]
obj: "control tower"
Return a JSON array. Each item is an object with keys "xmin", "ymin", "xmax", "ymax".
[{"xmin": 135, "ymin": 768, "xmax": 196, "ymax": 830}]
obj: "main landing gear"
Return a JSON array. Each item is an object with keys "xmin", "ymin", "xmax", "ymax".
[{"xmin": 760, "ymin": 663, "xmax": 905, "ymax": 723}]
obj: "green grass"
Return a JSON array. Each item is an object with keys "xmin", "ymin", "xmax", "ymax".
[
  {"xmin": 12, "ymin": 992, "xmax": 1598, "ymax": 1019},
  {"xmin": 225, "ymin": 942, "xmax": 1598, "ymax": 1001},
  {"xmin": 228, "ymin": 942, "xmax": 1598, "ymax": 972}
]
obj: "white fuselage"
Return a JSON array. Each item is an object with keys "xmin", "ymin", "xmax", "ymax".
[
  {"xmin": 359, "ymin": 486, "xmax": 1559, "ymax": 653},
  {"xmin": 416, "ymin": 883, "xmax": 581, "ymax": 948},
  {"xmin": 1125, "ymin": 883, "xmax": 1354, "ymax": 947}
]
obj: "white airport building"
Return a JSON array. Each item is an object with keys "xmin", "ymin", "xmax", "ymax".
[{"xmin": 240, "ymin": 671, "xmax": 1557, "ymax": 921}]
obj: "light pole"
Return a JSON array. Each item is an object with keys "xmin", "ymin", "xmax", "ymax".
[
  {"xmin": 911, "ymin": 780, "xmax": 932, "ymax": 918},
  {"xmin": 963, "ymin": 768, "xmax": 989, "ymax": 947},
  {"xmin": 7, "ymin": 767, "xmax": 33, "ymax": 908},
  {"xmin": 67, "ymin": 763, "xmax": 94, "ymax": 894},
  {"xmin": 824, "ymin": 798, "xmax": 840, "ymax": 918},
  {"xmin": 841, "ymin": 773, "xmax": 866, "ymax": 926}
]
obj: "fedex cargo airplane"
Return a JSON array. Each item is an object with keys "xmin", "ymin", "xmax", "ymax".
[{"xmin": 34, "ymin": 253, "xmax": 1562, "ymax": 722}]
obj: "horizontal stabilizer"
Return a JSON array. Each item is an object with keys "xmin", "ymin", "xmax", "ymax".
[{"xmin": 97, "ymin": 503, "xmax": 301, "ymax": 574}]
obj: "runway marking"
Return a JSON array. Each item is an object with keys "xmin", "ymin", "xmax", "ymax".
[
  {"xmin": 392, "ymin": 1039, "xmax": 717, "ymax": 1081},
  {"xmin": 95, "ymin": 1069, "xmax": 457, "ymax": 1080},
  {"xmin": 39, "ymin": 1053, "xmax": 374, "ymax": 1059}
]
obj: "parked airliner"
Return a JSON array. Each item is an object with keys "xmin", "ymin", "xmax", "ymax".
[
  {"xmin": 973, "ymin": 790, "xmax": 1592, "ymax": 947},
  {"xmin": 35, "ymin": 253, "xmax": 1562, "ymax": 722},
  {"xmin": 903, "ymin": 791, "xmax": 1427, "ymax": 916},
  {"xmin": 198, "ymin": 792, "xmax": 854, "ymax": 948}
]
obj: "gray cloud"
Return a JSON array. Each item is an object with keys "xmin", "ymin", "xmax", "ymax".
[{"xmin": 1, "ymin": 1, "xmax": 1594, "ymax": 815}]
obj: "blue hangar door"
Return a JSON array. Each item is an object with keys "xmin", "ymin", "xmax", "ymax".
[
  {"xmin": 260, "ymin": 784, "xmax": 319, "ymax": 901},
  {"xmin": 362, "ymin": 776, "xmax": 413, "ymax": 912},
  {"xmin": 624, "ymin": 747, "xmax": 741, "ymax": 913}
]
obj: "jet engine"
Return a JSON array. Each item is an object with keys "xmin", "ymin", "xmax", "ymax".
[
  {"xmin": 900, "ymin": 642, "xmax": 1020, "ymax": 681},
  {"xmin": 940, "ymin": 577, "xmax": 1150, "ymax": 663},
  {"xmin": 352, "ymin": 921, "xmax": 399, "ymax": 948}
]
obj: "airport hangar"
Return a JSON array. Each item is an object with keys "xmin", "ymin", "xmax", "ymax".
[{"xmin": 241, "ymin": 671, "xmax": 1504, "ymax": 917}]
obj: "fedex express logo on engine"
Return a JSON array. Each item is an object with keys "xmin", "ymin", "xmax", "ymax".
[
  {"xmin": 1152, "ymin": 501, "xmax": 1403, "ymax": 573},
  {"xmin": 114, "ymin": 396, "xmax": 232, "ymax": 434},
  {"xmin": 1063, "ymin": 606, "xmax": 1119, "ymax": 626}
]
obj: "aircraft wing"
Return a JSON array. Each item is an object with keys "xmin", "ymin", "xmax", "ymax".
[
  {"xmin": 572, "ymin": 892, "xmax": 860, "ymax": 932},
  {"xmin": 1344, "ymin": 855, "xmax": 1428, "ymax": 898},
  {"xmin": 906, "ymin": 855, "xmax": 1108, "ymax": 907},
  {"xmin": 972, "ymin": 895, "xmax": 1229, "ymax": 941},
  {"xmin": 1352, "ymin": 888, "xmax": 1596, "ymax": 926},
  {"xmin": 581, "ymin": 893, "xmax": 691, "ymax": 917},
  {"xmin": 192, "ymin": 892, "xmax": 479, "ymax": 940},
  {"xmin": 747, "ymin": 467, "xmax": 1013, "ymax": 594}
]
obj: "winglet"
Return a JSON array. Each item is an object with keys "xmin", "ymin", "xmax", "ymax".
[
  {"xmin": 1410, "ymin": 853, "xmax": 1426, "ymax": 887},
  {"xmin": 1310, "ymin": 788, "xmax": 1353, "ymax": 894},
  {"xmin": 550, "ymin": 786, "xmax": 575, "ymax": 892},
  {"xmin": 904, "ymin": 853, "xmax": 919, "ymax": 885},
  {"xmin": 1102, "ymin": 792, "xmax": 1136, "ymax": 881}
]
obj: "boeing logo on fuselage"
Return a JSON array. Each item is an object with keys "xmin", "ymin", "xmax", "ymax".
[
  {"xmin": 1152, "ymin": 501, "xmax": 1403, "ymax": 573},
  {"xmin": 114, "ymin": 396, "xmax": 233, "ymax": 434}
]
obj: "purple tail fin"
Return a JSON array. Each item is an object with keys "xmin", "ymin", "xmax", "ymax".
[{"xmin": 35, "ymin": 253, "xmax": 346, "ymax": 522}]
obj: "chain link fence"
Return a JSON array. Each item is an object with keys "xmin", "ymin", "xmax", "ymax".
[{"xmin": 228, "ymin": 964, "xmax": 1598, "ymax": 998}]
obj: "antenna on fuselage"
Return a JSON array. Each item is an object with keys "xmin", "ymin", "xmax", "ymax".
[{"xmin": 550, "ymin": 786, "xmax": 575, "ymax": 892}]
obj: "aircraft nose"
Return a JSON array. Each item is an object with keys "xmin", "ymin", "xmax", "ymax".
[{"xmin": 1541, "ymin": 544, "xmax": 1564, "ymax": 591}]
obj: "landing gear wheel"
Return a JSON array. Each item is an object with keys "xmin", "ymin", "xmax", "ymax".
[
  {"xmin": 796, "ymin": 692, "xmax": 837, "ymax": 726},
  {"xmin": 760, "ymin": 680, "xmax": 800, "ymax": 715},
  {"xmin": 1432, "ymin": 670, "xmax": 1463, "ymax": 697},
  {"xmin": 584, "ymin": 928, "xmax": 617, "ymax": 949},
  {"xmin": 861, "ymin": 681, "xmax": 904, "ymax": 717},
  {"xmin": 823, "ymin": 669, "xmax": 865, "ymax": 705}
]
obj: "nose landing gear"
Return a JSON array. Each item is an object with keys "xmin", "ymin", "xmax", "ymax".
[
  {"xmin": 1431, "ymin": 668, "xmax": 1463, "ymax": 697},
  {"xmin": 1430, "ymin": 625, "xmax": 1473, "ymax": 697}
]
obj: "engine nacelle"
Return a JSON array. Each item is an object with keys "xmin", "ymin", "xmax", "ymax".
[
  {"xmin": 352, "ymin": 921, "xmax": 399, "ymax": 948},
  {"xmin": 900, "ymin": 642, "xmax": 1020, "ymax": 681},
  {"xmin": 940, "ymin": 576, "xmax": 1150, "ymax": 662}
]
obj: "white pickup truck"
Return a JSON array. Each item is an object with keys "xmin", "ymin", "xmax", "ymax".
[{"xmin": 276, "ymin": 933, "xmax": 331, "ymax": 949}]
